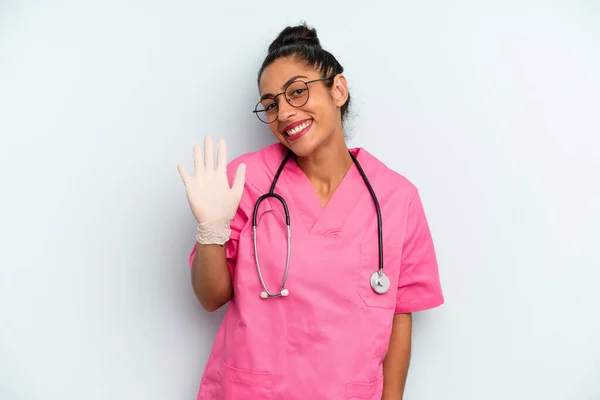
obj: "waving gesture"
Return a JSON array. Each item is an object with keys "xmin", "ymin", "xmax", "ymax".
[{"xmin": 177, "ymin": 136, "xmax": 246, "ymax": 244}]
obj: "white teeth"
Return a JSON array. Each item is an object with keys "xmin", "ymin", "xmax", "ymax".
[{"xmin": 286, "ymin": 120, "xmax": 311, "ymax": 136}]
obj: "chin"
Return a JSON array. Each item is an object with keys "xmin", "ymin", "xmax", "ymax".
[
  {"xmin": 288, "ymin": 146, "xmax": 311, "ymax": 158},
  {"xmin": 287, "ymin": 139, "xmax": 321, "ymax": 158}
]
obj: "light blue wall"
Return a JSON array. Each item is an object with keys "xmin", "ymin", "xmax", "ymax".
[{"xmin": 1, "ymin": 1, "xmax": 599, "ymax": 399}]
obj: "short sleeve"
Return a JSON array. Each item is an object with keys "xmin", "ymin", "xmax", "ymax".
[
  {"xmin": 188, "ymin": 158, "xmax": 252, "ymax": 282},
  {"xmin": 394, "ymin": 190, "xmax": 444, "ymax": 314}
]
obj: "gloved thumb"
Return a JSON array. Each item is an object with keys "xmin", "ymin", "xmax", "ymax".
[{"xmin": 231, "ymin": 163, "xmax": 246, "ymax": 198}]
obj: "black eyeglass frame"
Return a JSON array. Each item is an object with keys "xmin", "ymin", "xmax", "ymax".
[{"xmin": 252, "ymin": 76, "xmax": 335, "ymax": 124}]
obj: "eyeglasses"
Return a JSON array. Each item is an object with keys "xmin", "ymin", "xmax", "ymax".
[{"xmin": 253, "ymin": 77, "xmax": 334, "ymax": 124}]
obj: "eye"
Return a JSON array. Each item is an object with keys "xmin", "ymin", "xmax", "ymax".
[
  {"xmin": 285, "ymin": 81, "xmax": 309, "ymax": 100},
  {"xmin": 265, "ymin": 102, "xmax": 278, "ymax": 112},
  {"xmin": 290, "ymin": 88, "xmax": 306, "ymax": 98},
  {"xmin": 260, "ymin": 99, "xmax": 277, "ymax": 112}
]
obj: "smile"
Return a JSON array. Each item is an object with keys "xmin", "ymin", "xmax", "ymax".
[{"xmin": 285, "ymin": 120, "xmax": 312, "ymax": 137}]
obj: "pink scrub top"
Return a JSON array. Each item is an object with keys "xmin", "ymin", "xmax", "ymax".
[{"xmin": 189, "ymin": 143, "xmax": 444, "ymax": 400}]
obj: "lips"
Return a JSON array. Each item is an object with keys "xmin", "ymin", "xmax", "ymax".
[
  {"xmin": 283, "ymin": 119, "xmax": 313, "ymax": 142},
  {"xmin": 283, "ymin": 118, "xmax": 312, "ymax": 135}
]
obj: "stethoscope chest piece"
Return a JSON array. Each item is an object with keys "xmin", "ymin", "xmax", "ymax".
[{"xmin": 370, "ymin": 270, "xmax": 390, "ymax": 294}]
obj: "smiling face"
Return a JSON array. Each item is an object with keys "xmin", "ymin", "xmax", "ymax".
[{"xmin": 258, "ymin": 57, "xmax": 348, "ymax": 157}]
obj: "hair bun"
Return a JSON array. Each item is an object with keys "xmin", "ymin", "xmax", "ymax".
[{"xmin": 268, "ymin": 22, "xmax": 321, "ymax": 53}]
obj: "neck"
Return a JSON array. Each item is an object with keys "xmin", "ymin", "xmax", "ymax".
[{"xmin": 295, "ymin": 132, "xmax": 353, "ymax": 192}]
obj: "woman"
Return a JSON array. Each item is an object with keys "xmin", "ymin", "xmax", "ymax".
[{"xmin": 178, "ymin": 23, "xmax": 444, "ymax": 400}]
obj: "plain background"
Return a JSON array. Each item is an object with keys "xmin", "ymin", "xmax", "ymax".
[{"xmin": 1, "ymin": 1, "xmax": 599, "ymax": 399}]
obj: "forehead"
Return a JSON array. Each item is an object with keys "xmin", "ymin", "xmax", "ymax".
[{"xmin": 259, "ymin": 58, "xmax": 320, "ymax": 95}]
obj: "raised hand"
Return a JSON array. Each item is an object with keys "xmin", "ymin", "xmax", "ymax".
[{"xmin": 177, "ymin": 136, "xmax": 246, "ymax": 244}]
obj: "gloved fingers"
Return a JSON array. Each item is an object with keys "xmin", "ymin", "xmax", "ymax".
[
  {"xmin": 203, "ymin": 135, "xmax": 215, "ymax": 172},
  {"xmin": 177, "ymin": 163, "xmax": 192, "ymax": 187},
  {"xmin": 217, "ymin": 138, "xmax": 227, "ymax": 172},
  {"xmin": 193, "ymin": 143, "xmax": 204, "ymax": 177}
]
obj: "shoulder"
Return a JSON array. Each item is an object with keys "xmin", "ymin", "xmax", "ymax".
[
  {"xmin": 356, "ymin": 147, "xmax": 419, "ymax": 204},
  {"xmin": 226, "ymin": 142, "xmax": 287, "ymax": 192}
]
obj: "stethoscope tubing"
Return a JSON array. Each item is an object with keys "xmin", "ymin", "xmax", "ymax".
[
  {"xmin": 349, "ymin": 151, "xmax": 385, "ymax": 279},
  {"xmin": 251, "ymin": 150, "xmax": 386, "ymax": 298},
  {"xmin": 252, "ymin": 192, "xmax": 291, "ymax": 298}
]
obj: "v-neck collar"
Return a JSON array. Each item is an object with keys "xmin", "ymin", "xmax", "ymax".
[{"xmin": 275, "ymin": 145, "xmax": 377, "ymax": 238}]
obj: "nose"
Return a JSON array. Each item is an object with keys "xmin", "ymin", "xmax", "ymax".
[{"xmin": 277, "ymin": 98, "xmax": 297, "ymax": 123}]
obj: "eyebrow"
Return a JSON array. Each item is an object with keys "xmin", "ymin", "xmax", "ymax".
[{"xmin": 260, "ymin": 75, "xmax": 308, "ymax": 101}]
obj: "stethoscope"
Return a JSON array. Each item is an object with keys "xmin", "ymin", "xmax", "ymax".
[{"xmin": 252, "ymin": 150, "xmax": 390, "ymax": 299}]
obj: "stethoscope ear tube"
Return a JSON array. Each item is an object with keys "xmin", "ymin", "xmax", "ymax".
[{"xmin": 252, "ymin": 193, "xmax": 290, "ymax": 227}]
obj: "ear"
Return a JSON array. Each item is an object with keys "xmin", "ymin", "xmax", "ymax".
[{"xmin": 331, "ymin": 74, "xmax": 349, "ymax": 108}]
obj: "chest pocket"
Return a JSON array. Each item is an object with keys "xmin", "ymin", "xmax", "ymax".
[{"xmin": 358, "ymin": 242, "xmax": 403, "ymax": 310}]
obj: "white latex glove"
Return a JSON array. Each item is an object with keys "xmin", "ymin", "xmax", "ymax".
[{"xmin": 177, "ymin": 136, "xmax": 246, "ymax": 245}]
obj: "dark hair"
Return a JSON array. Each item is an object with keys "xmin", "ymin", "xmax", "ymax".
[{"xmin": 257, "ymin": 22, "xmax": 351, "ymax": 124}]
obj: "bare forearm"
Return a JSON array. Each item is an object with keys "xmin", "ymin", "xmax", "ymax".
[
  {"xmin": 191, "ymin": 243, "xmax": 233, "ymax": 311},
  {"xmin": 382, "ymin": 313, "xmax": 412, "ymax": 400}
]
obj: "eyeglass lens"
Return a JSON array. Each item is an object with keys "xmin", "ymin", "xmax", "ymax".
[{"xmin": 255, "ymin": 81, "xmax": 310, "ymax": 124}]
